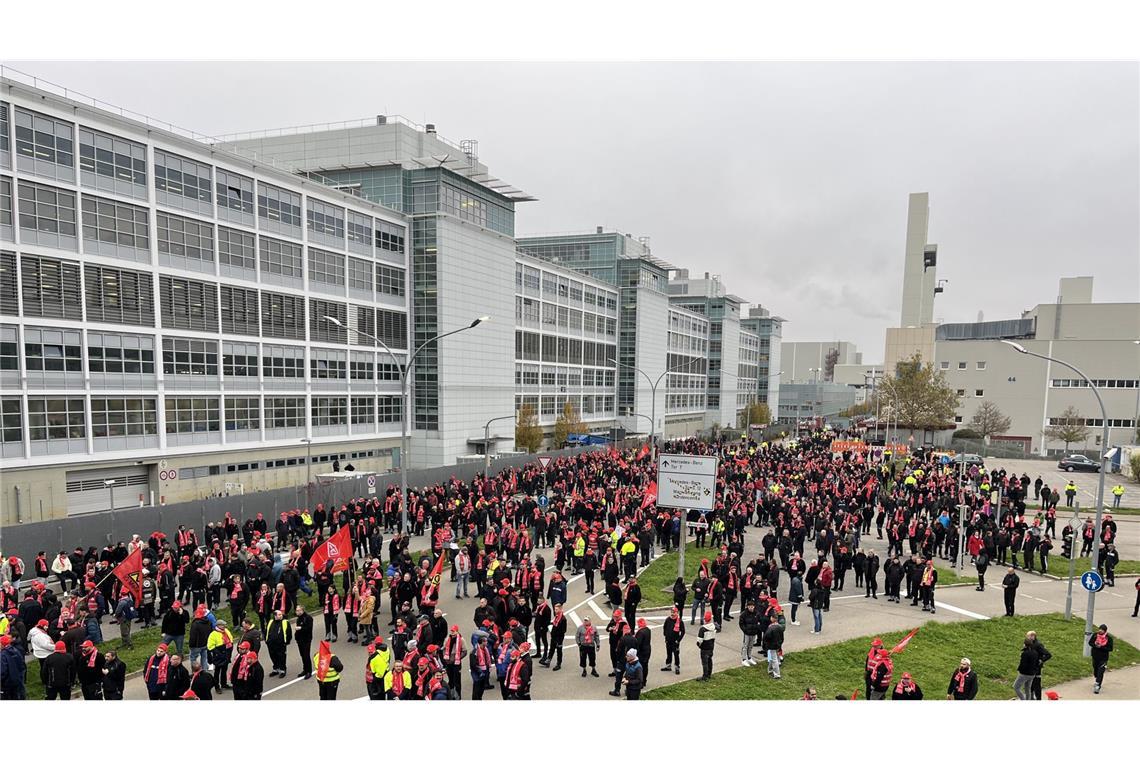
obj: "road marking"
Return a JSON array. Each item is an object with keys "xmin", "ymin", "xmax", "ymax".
[
  {"xmin": 934, "ymin": 601, "xmax": 990, "ymax": 620},
  {"xmin": 588, "ymin": 599, "xmax": 609, "ymax": 620},
  {"xmin": 568, "ymin": 610, "xmax": 583, "ymax": 627},
  {"xmin": 263, "ymin": 675, "xmax": 305, "ymax": 696}
]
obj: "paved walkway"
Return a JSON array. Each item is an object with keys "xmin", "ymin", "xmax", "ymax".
[{"xmin": 1036, "ymin": 664, "xmax": 1140, "ymax": 700}]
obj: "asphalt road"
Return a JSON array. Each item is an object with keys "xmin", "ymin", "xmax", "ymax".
[{"xmin": 105, "ymin": 511, "xmax": 1139, "ymax": 701}]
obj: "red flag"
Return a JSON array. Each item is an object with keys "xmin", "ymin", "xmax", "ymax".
[
  {"xmin": 112, "ymin": 548, "xmax": 144, "ymax": 604},
  {"xmin": 316, "ymin": 640, "xmax": 332, "ymax": 681},
  {"xmin": 734, "ymin": 457, "xmax": 749, "ymax": 467},
  {"xmin": 637, "ymin": 443, "xmax": 650, "ymax": 461},
  {"xmin": 421, "ymin": 551, "xmax": 446, "ymax": 606},
  {"xmin": 850, "ymin": 688, "xmax": 860, "ymax": 701},
  {"xmin": 311, "ymin": 525, "xmax": 352, "ymax": 574},
  {"xmin": 889, "ymin": 627, "xmax": 919, "ymax": 655},
  {"xmin": 642, "ymin": 480, "xmax": 658, "ymax": 510}
]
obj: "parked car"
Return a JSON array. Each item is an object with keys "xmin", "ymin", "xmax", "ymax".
[
  {"xmin": 1058, "ymin": 454, "xmax": 1099, "ymax": 473},
  {"xmin": 953, "ymin": 453, "xmax": 985, "ymax": 467}
]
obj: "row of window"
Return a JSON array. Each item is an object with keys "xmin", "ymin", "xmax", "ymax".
[
  {"xmin": 940, "ymin": 361, "xmax": 987, "ymax": 370},
  {"xmin": 0, "ymin": 254, "xmax": 406, "ymax": 345},
  {"xmin": 9, "ymin": 106, "xmax": 405, "ymax": 252},
  {"xmin": 514, "ymin": 297, "xmax": 618, "ymax": 336},
  {"xmin": 1045, "ymin": 417, "xmax": 1135, "ymax": 428},
  {"xmin": 1050, "ymin": 378, "xmax": 1138, "ymax": 389},
  {"xmin": 514, "ymin": 364, "xmax": 617, "ymax": 388},
  {"xmin": 956, "ymin": 388, "xmax": 986, "ymax": 398},
  {"xmin": 514, "ymin": 331, "xmax": 619, "ymax": 366},
  {"xmin": 177, "ymin": 448, "xmax": 389, "ymax": 480},
  {"xmin": 0, "ymin": 395, "xmax": 404, "ymax": 443},
  {"xmin": 514, "ymin": 263, "xmax": 618, "ymax": 313},
  {"xmin": 514, "ymin": 394, "xmax": 617, "ymax": 417},
  {"xmin": 0, "ymin": 329, "xmax": 405, "ymax": 381}
]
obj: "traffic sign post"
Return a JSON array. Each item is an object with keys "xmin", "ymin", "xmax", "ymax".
[
  {"xmin": 1080, "ymin": 571, "xmax": 1104, "ymax": 593},
  {"xmin": 537, "ymin": 455, "xmax": 552, "ymax": 496},
  {"xmin": 1064, "ymin": 509, "xmax": 1081, "ymax": 620},
  {"xmin": 657, "ymin": 453, "xmax": 719, "ymax": 579},
  {"xmin": 367, "ymin": 475, "xmax": 376, "ymax": 495}
]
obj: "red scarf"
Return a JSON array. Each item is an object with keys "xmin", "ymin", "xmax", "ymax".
[
  {"xmin": 391, "ymin": 671, "xmax": 406, "ymax": 696},
  {"xmin": 953, "ymin": 669, "xmax": 969, "ymax": 693},
  {"xmin": 583, "ymin": 625, "xmax": 594, "ymax": 645},
  {"xmin": 230, "ymin": 579, "xmax": 243, "ymax": 600},
  {"xmin": 237, "ymin": 652, "xmax": 255, "ymax": 680},
  {"xmin": 552, "ymin": 612, "xmax": 563, "ymax": 629},
  {"xmin": 476, "ymin": 645, "xmax": 489, "ymax": 670},
  {"xmin": 148, "ymin": 653, "xmax": 169, "ymax": 684},
  {"xmin": 1094, "ymin": 632, "xmax": 1108, "ymax": 648},
  {"xmin": 85, "ymin": 647, "xmax": 98, "ymax": 668},
  {"xmin": 671, "ymin": 616, "xmax": 681, "ymax": 633}
]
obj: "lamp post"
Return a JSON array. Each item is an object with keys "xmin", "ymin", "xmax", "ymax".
[
  {"xmin": 324, "ymin": 314, "xmax": 488, "ymax": 536},
  {"xmin": 104, "ymin": 479, "xmax": 116, "ymax": 542},
  {"xmin": 483, "ymin": 413, "xmax": 516, "ymax": 480},
  {"xmin": 300, "ymin": 438, "xmax": 312, "ymax": 510},
  {"xmin": 1002, "ymin": 340, "xmax": 1108, "ymax": 656}
]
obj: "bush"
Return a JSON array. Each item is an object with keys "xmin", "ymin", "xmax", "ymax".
[
  {"xmin": 952, "ymin": 429, "xmax": 982, "ymax": 440},
  {"xmin": 1131, "ymin": 452, "xmax": 1140, "ymax": 484}
]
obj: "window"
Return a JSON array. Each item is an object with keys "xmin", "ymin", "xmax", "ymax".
[
  {"xmin": 350, "ymin": 353, "xmax": 375, "ymax": 380},
  {"xmin": 1, "ymin": 398, "xmax": 20, "ymax": 443},
  {"xmin": 939, "ymin": 361, "xmax": 950, "ymax": 370},
  {"xmin": 976, "ymin": 361, "xmax": 987, "ymax": 370},
  {"xmin": 957, "ymin": 361, "xmax": 967, "ymax": 370},
  {"xmin": 0, "ymin": 101, "xmax": 8, "ymax": 158},
  {"xmin": 160, "ymin": 276, "xmax": 218, "ymax": 331},
  {"xmin": 312, "ymin": 397, "xmax": 347, "ymax": 426},
  {"xmin": 347, "ymin": 211, "xmax": 372, "ymax": 248},
  {"xmin": 310, "ymin": 349, "xmax": 347, "ymax": 379},
  {"xmin": 162, "ymin": 338, "xmax": 218, "ymax": 376},
  {"xmin": 78, "ymin": 127, "xmax": 146, "ymax": 188},
  {"xmin": 974, "ymin": 389, "xmax": 984, "ymax": 397},
  {"xmin": 14, "ymin": 108, "xmax": 73, "ymax": 170},
  {"xmin": 165, "ymin": 397, "xmax": 220, "ymax": 433},
  {"xmin": 376, "ymin": 264, "xmax": 405, "ymax": 297},
  {"xmin": 216, "ymin": 168, "xmax": 254, "ymax": 214},
  {"xmin": 1, "ymin": 177, "xmax": 12, "ymax": 229},
  {"xmin": 157, "ymin": 211, "xmax": 213, "ymax": 260},
  {"xmin": 376, "ymin": 220, "xmax": 405, "ymax": 254},
  {"xmin": 954, "ymin": 415, "xmax": 963, "ymax": 423},
  {"xmin": 84, "ymin": 264, "xmax": 154, "ymax": 326},
  {"xmin": 225, "ymin": 397, "xmax": 260, "ymax": 431},
  {"xmin": 24, "ymin": 328, "xmax": 82, "ymax": 372},
  {"xmin": 376, "ymin": 308, "xmax": 407, "ymax": 349},
  {"xmin": 154, "ymin": 149, "xmax": 212, "ymax": 202},
  {"xmin": 335, "ymin": 260, "xmax": 372, "ymax": 302},
  {"xmin": 90, "ymin": 397, "xmax": 157, "ymax": 437},
  {"xmin": 307, "ymin": 198, "xmax": 344, "ymax": 239},
  {"xmin": 377, "ymin": 359, "xmax": 402, "ymax": 381},
  {"xmin": 21, "ymin": 254, "xmax": 83, "ymax": 319},
  {"xmin": 308, "ymin": 248, "xmax": 345, "ymax": 287},
  {"xmin": 262, "ymin": 345, "xmax": 304, "ymax": 377},
  {"xmin": 17, "ymin": 181, "xmax": 78, "ymax": 243},
  {"xmin": 220, "ymin": 285, "xmax": 259, "ymax": 336},
  {"xmin": 310, "ymin": 300, "xmax": 348, "ymax": 343},
  {"xmin": 266, "ymin": 396, "xmax": 305, "ymax": 428},
  {"xmin": 351, "ymin": 396, "xmax": 375, "ymax": 425},
  {"xmin": 956, "ymin": 389, "xmax": 965, "ymax": 397},
  {"xmin": 28, "ymin": 397, "xmax": 85, "ymax": 440},
  {"xmin": 377, "ymin": 395, "xmax": 402, "ymax": 423},
  {"xmin": 218, "ymin": 227, "xmax": 256, "ymax": 270},
  {"xmin": 0, "ymin": 252, "xmax": 17, "ymax": 316},
  {"xmin": 259, "ymin": 236, "xmax": 302, "ymax": 278},
  {"xmin": 82, "ymin": 195, "xmax": 149, "ymax": 250},
  {"xmin": 87, "ymin": 332, "xmax": 155, "ymax": 374},
  {"xmin": 260, "ymin": 292, "xmax": 306, "ymax": 340},
  {"xmin": 223, "ymin": 342, "xmax": 259, "ymax": 377},
  {"xmin": 257, "ymin": 183, "xmax": 302, "ymax": 231}
]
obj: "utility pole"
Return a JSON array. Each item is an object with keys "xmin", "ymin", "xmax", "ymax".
[{"xmin": 1064, "ymin": 504, "xmax": 1081, "ymax": 620}]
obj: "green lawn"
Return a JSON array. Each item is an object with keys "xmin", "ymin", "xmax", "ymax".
[
  {"xmin": 638, "ymin": 544, "xmax": 721, "ymax": 608},
  {"xmin": 645, "ymin": 612, "xmax": 1140, "ymax": 700},
  {"xmin": 1059, "ymin": 555, "xmax": 1140, "ymax": 577}
]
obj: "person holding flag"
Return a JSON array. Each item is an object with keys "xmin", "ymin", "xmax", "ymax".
[
  {"xmin": 420, "ymin": 551, "xmax": 446, "ymax": 615},
  {"xmin": 313, "ymin": 640, "xmax": 344, "ymax": 700}
]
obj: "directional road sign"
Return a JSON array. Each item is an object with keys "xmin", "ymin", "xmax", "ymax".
[{"xmin": 657, "ymin": 454, "xmax": 718, "ymax": 512}]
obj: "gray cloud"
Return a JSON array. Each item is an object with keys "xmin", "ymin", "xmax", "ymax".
[{"xmin": 7, "ymin": 61, "xmax": 1135, "ymax": 361}]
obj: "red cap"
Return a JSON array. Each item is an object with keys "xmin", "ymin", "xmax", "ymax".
[
  {"xmin": 373, "ymin": 635, "xmax": 385, "ymax": 645},
  {"xmin": 871, "ymin": 638, "xmax": 883, "ymax": 647},
  {"xmin": 0, "ymin": 635, "xmax": 11, "ymax": 647},
  {"xmin": 450, "ymin": 625, "xmax": 459, "ymax": 632},
  {"xmin": 81, "ymin": 640, "xmax": 94, "ymax": 650},
  {"xmin": 637, "ymin": 619, "xmax": 647, "ymax": 628},
  {"xmin": 238, "ymin": 641, "xmax": 250, "ymax": 651},
  {"xmin": 84, "ymin": 582, "xmax": 95, "ymax": 589},
  {"xmin": 37, "ymin": 619, "xmax": 49, "ymax": 628},
  {"xmin": 704, "ymin": 612, "xmax": 713, "ymax": 623},
  {"xmin": 54, "ymin": 641, "xmax": 67, "ymax": 652},
  {"xmin": 172, "ymin": 601, "xmax": 182, "ymax": 609},
  {"xmin": 902, "ymin": 672, "xmax": 911, "ymax": 679},
  {"xmin": 157, "ymin": 643, "xmax": 168, "ymax": 652},
  {"xmin": 194, "ymin": 609, "xmax": 205, "ymax": 619},
  {"xmin": 426, "ymin": 644, "xmax": 438, "ymax": 653},
  {"xmin": 613, "ymin": 610, "xmax": 622, "ymax": 618}
]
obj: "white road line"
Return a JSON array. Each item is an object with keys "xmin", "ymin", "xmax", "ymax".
[
  {"xmin": 934, "ymin": 601, "xmax": 990, "ymax": 620},
  {"xmin": 1029, "ymin": 580, "xmax": 1053, "ymax": 584},
  {"xmin": 263, "ymin": 675, "xmax": 305, "ymax": 696},
  {"xmin": 588, "ymin": 599, "xmax": 609, "ymax": 620},
  {"xmin": 568, "ymin": 610, "xmax": 583, "ymax": 627}
]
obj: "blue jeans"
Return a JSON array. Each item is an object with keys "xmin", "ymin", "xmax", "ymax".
[
  {"xmin": 767, "ymin": 648, "xmax": 781, "ymax": 677},
  {"xmin": 812, "ymin": 607, "xmax": 823, "ymax": 633},
  {"xmin": 455, "ymin": 573, "xmax": 469, "ymax": 597},
  {"xmin": 162, "ymin": 634, "xmax": 185, "ymax": 655},
  {"xmin": 189, "ymin": 646, "xmax": 208, "ymax": 672},
  {"xmin": 1113, "ymin": 494, "xmax": 1122, "ymax": 508},
  {"xmin": 690, "ymin": 599, "xmax": 706, "ymax": 625}
]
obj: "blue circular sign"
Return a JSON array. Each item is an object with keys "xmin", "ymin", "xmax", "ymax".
[
  {"xmin": 537, "ymin": 495, "xmax": 549, "ymax": 507},
  {"xmin": 1080, "ymin": 570, "xmax": 1104, "ymax": 593}
]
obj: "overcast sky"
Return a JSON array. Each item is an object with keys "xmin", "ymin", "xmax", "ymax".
[{"xmin": 8, "ymin": 61, "xmax": 1136, "ymax": 363}]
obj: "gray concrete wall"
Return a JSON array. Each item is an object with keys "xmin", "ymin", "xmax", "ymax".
[{"xmin": 0, "ymin": 444, "xmax": 605, "ymax": 562}]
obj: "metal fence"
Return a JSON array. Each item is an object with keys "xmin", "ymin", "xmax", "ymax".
[{"xmin": 0, "ymin": 445, "xmax": 604, "ymax": 562}]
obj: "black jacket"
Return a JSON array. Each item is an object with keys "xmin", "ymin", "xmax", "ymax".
[
  {"xmin": 761, "ymin": 622, "xmax": 784, "ymax": 651},
  {"xmin": 162, "ymin": 664, "xmax": 191, "ymax": 699},
  {"xmin": 1003, "ymin": 573, "xmax": 1020, "ymax": 593},
  {"xmin": 738, "ymin": 609, "xmax": 761, "ymax": 637},
  {"xmin": 102, "ymin": 658, "xmax": 126, "ymax": 697},
  {"xmin": 161, "ymin": 608, "xmax": 189, "ymax": 637},
  {"xmin": 1018, "ymin": 642, "xmax": 1052, "ymax": 676},
  {"xmin": 188, "ymin": 618, "xmax": 213, "ymax": 648},
  {"xmin": 294, "ymin": 612, "xmax": 314, "ymax": 644},
  {"xmin": 41, "ymin": 651, "xmax": 75, "ymax": 690},
  {"xmin": 663, "ymin": 616, "xmax": 686, "ymax": 643}
]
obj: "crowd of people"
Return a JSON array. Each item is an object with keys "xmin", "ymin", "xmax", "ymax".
[{"xmin": 0, "ymin": 431, "xmax": 1129, "ymax": 702}]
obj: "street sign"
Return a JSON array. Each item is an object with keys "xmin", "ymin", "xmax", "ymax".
[
  {"xmin": 537, "ymin": 455, "xmax": 552, "ymax": 470},
  {"xmin": 657, "ymin": 454, "xmax": 718, "ymax": 512},
  {"xmin": 367, "ymin": 475, "xmax": 376, "ymax": 495},
  {"xmin": 1080, "ymin": 570, "xmax": 1104, "ymax": 593},
  {"xmin": 537, "ymin": 494, "xmax": 549, "ymax": 508}
]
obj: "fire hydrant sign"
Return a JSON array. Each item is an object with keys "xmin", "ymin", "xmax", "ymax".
[{"xmin": 657, "ymin": 454, "xmax": 718, "ymax": 512}]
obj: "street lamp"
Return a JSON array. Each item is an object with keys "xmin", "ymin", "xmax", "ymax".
[
  {"xmin": 300, "ymin": 438, "xmax": 312, "ymax": 510},
  {"xmin": 1001, "ymin": 339, "xmax": 1108, "ymax": 657},
  {"xmin": 482, "ymin": 413, "xmax": 516, "ymax": 480},
  {"xmin": 324, "ymin": 314, "xmax": 488, "ymax": 535},
  {"xmin": 104, "ymin": 479, "xmax": 116, "ymax": 542}
]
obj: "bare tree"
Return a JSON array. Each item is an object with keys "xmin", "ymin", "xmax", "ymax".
[
  {"xmin": 1044, "ymin": 405, "xmax": 1089, "ymax": 452},
  {"xmin": 967, "ymin": 401, "xmax": 1012, "ymax": 439}
]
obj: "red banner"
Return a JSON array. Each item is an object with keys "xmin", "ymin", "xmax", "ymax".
[
  {"xmin": 311, "ymin": 525, "xmax": 352, "ymax": 574},
  {"xmin": 421, "ymin": 551, "xmax": 445, "ymax": 606},
  {"xmin": 112, "ymin": 548, "xmax": 143, "ymax": 604}
]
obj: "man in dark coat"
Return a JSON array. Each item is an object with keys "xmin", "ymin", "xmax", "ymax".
[{"xmin": 42, "ymin": 641, "xmax": 75, "ymax": 700}]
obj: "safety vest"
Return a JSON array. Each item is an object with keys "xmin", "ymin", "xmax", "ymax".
[
  {"xmin": 1065, "ymin": 484, "xmax": 1077, "ymax": 494},
  {"xmin": 0, "ymin": 617, "xmax": 8, "ymax": 636},
  {"xmin": 367, "ymin": 648, "xmax": 391, "ymax": 682},
  {"xmin": 573, "ymin": 538, "xmax": 586, "ymax": 557},
  {"xmin": 207, "ymin": 629, "xmax": 233, "ymax": 652},
  {"xmin": 1112, "ymin": 485, "xmax": 1124, "ymax": 496},
  {"xmin": 301, "ymin": 513, "xmax": 313, "ymax": 526},
  {"xmin": 314, "ymin": 651, "xmax": 341, "ymax": 682}
]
